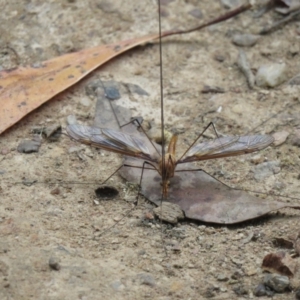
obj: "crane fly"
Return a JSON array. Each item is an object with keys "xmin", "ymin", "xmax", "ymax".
[
  {"xmin": 66, "ymin": 124, "xmax": 274, "ymax": 199},
  {"xmin": 66, "ymin": 1, "xmax": 275, "ymax": 203}
]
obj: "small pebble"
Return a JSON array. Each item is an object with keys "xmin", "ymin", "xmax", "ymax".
[
  {"xmin": 291, "ymin": 129, "xmax": 300, "ymax": 147},
  {"xmin": 137, "ymin": 249, "xmax": 146, "ymax": 256},
  {"xmin": 263, "ymin": 274, "xmax": 289, "ymax": 293},
  {"xmin": 253, "ymin": 161, "xmax": 281, "ymax": 181},
  {"xmin": 17, "ymin": 137, "xmax": 41, "ymax": 153},
  {"xmin": 103, "ymin": 81, "xmax": 120, "ymax": 100},
  {"xmin": 232, "ymin": 283, "xmax": 248, "ymax": 296},
  {"xmin": 93, "ymin": 199, "xmax": 100, "ymax": 205},
  {"xmin": 50, "ymin": 187, "xmax": 60, "ymax": 195},
  {"xmin": 125, "ymin": 83, "xmax": 149, "ymax": 96},
  {"xmin": 43, "ymin": 124, "xmax": 62, "ymax": 141},
  {"xmin": 68, "ymin": 146, "xmax": 84, "ymax": 153},
  {"xmin": 110, "ymin": 280, "xmax": 125, "ymax": 291},
  {"xmin": 289, "ymin": 44, "xmax": 299, "ymax": 56},
  {"xmin": 214, "ymin": 53, "xmax": 226, "ymax": 62},
  {"xmin": 153, "ymin": 202, "xmax": 184, "ymax": 224},
  {"xmin": 201, "ymin": 85, "xmax": 225, "ymax": 93},
  {"xmin": 250, "ymin": 154, "xmax": 264, "ymax": 164},
  {"xmin": 137, "ymin": 273, "xmax": 156, "ymax": 287},
  {"xmin": 188, "ymin": 8, "xmax": 202, "ymax": 19},
  {"xmin": 49, "ymin": 256, "xmax": 61, "ymax": 271},
  {"xmin": 272, "ymin": 131, "xmax": 289, "ymax": 146},
  {"xmin": 253, "ymin": 283, "xmax": 274, "ymax": 297},
  {"xmin": 217, "ymin": 274, "xmax": 229, "ymax": 281},
  {"xmin": 67, "ymin": 115, "xmax": 77, "ymax": 125},
  {"xmin": 221, "ymin": 0, "xmax": 245, "ymax": 9},
  {"xmin": 79, "ymin": 96, "xmax": 91, "ymax": 107},
  {"xmin": 1, "ymin": 148, "xmax": 10, "ymax": 155},
  {"xmin": 232, "ymin": 34, "xmax": 260, "ymax": 47},
  {"xmin": 255, "ymin": 63, "xmax": 288, "ymax": 88},
  {"xmin": 288, "ymin": 73, "xmax": 300, "ymax": 85}
]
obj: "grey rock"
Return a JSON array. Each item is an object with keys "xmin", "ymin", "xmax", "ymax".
[
  {"xmin": 79, "ymin": 96, "xmax": 91, "ymax": 107},
  {"xmin": 291, "ymin": 129, "xmax": 300, "ymax": 147},
  {"xmin": 103, "ymin": 81, "xmax": 121, "ymax": 100},
  {"xmin": 232, "ymin": 34, "xmax": 260, "ymax": 47},
  {"xmin": 217, "ymin": 274, "xmax": 229, "ymax": 281},
  {"xmin": 17, "ymin": 137, "xmax": 41, "ymax": 153},
  {"xmin": 253, "ymin": 283, "xmax": 274, "ymax": 297},
  {"xmin": 201, "ymin": 85, "xmax": 225, "ymax": 93},
  {"xmin": 254, "ymin": 283, "xmax": 267, "ymax": 296},
  {"xmin": 272, "ymin": 131, "xmax": 289, "ymax": 146},
  {"xmin": 288, "ymin": 73, "xmax": 300, "ymax": 85},
  {"xmin": 256, "ymin": 63, "xmax": 288, "ymax": 88},
  {"xmin": 68, "ymin": 146, "xmax": 84, "ymax": 153},
  {"xmin": 221, "ymin": 0, "xmax": 245, "ymax": 9},
  {"xmin": 110, "ymin": 280, "xmax": 125, "ymax": 291},
  {"xmin": 253, "ymin": 161, "xmax": 281, "ymax": 181},
  {"xmin": 49, "ymin": 256, "xmax": 61, "ymax": 271},
  {"xmin": 43, "ymin": 124, "xmax": 62, "ymax": 141},
  {"xmin": 263, "ymin": 274, "xmax": 289, "ymax": 293},
  {"xmin": 153, "ymin": 202, "xmax": 185, "ymax": 224},
  {"xmin": 125, "ymin": 83, "xmax": 149, "ymax": 96},
  {"xmin": 232, "ymin": 283, "xmax": 248, "ymax": 295},
  {"xmin": 188, "ymin": 8, "xmax": 202, "ymax": 19},
  {"xmin": 137, "ymin": 273, "xmax": 156, "ymax": 287},
  {"xmin": 67, "ymin": 115, "xmax": 77, "ymax": 125}
]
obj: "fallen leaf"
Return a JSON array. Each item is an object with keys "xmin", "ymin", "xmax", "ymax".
[
  {"xmin": 262, "ymin": 251, "xmax": 298, "ymax": 277},
  {"xmin": 273, "ymin": 237, "xmax": 294, "ymax": 249},
  {"xmin": 120, "ymin": 159, "xmax": 300, "ymax": 224},
  {"xmin": 92, "ymin": 90, "xmax": 300, "ymax": 224},
  {"xmin": 0, "ymin": 33, "xmax": 159, "ymax": 134},
  {"xmin": 0, "ymin": 3, "xmax": 251, "ymax": 135}
]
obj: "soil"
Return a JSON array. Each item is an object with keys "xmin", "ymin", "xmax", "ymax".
[{"xmin": 0, "ymin": 0, "xmax": 300, "ymax": 299}]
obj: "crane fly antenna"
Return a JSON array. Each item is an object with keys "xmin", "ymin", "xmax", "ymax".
[{"xmin": 158, "ymin": 0, "xmax": 166, "ymax": 198}]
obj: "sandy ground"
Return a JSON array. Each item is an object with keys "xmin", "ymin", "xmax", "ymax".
[{"xmin": 0, "ymin": 0, "xmax": 300, "ymax": 299}]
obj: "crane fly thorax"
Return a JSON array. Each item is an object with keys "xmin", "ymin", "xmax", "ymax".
[
  {"xmin": 159, "ymin": 152, "xmax": 177, "ymax": 180},
  {"xmin": 158, "ymin": 135, "xmax": 178, "ymax": 198},
  {"xmin": 158, "ymin": 134, "xmax": 178, "ymax": 180}
]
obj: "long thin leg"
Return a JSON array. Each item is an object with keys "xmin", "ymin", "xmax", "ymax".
[
  {"xmin": 175, "ymin": 168, "xmax": 300, "ymax": 201},
  {"xmin": 178, "ymin": 121, "xmax": 221, "ymax": 162},
  {"xmin": 97, "ymin": 161, "xmax": 159, "ymax": 237}
]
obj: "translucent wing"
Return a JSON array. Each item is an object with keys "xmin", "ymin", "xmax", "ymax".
[
  {"xmin": 66, "ymin": 125, "xmax": 159, "ymax": 162},
  {"xmin": 178, "ymin": 135, "xmax": 274, "ymax": 164}
]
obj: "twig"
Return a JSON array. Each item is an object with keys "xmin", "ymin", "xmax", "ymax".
[
  {"xmin": 160, "ymin": 3, "xmax": 252, "ymax": 38},
  {"xmin": 259, "ymin": 8, "xmax": 300, "ymax": 34}
]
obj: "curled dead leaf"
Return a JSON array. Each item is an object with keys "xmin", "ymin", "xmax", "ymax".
[{"xmin": 262, "ymin": 251, "xmax": 298, "ymax": 277}]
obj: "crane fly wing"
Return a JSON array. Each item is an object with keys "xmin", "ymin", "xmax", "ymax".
[
  {"xmin": 66, "ymin": 125, "xmax": 158, "ymax": 162},
  {"xmin": 178, "ymin": 136, "xmax": 239, "ymax": 162},
  {"xmin": 178, "ymin": 135, "xmax": 274, "ymax": 164},
  {"xmin": 102, "ymin": 128, "xmax": 150, "ymax": 155}
]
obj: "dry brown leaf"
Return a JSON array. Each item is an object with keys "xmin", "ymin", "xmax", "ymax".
[
  {"xmin": 262, "ymin": 251, "xmax": 298, "ymax": 277},
  {"xmin": 0, "ymin": 33, "xmax": 159, "ymax": 134},
  {"xmin": 93, "ymin": 93, "xmax": 300, "ymax": 224},
  {"xmin": 0, "ymin": 3, "xmax": 251, "ymax": 135}
]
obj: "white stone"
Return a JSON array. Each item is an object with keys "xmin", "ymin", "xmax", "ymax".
[{"xmin": 255, "ymin": 63, "xmax": 287, "ymax": 88}]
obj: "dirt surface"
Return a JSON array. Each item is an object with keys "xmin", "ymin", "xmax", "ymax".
[{"xmin": 1, "ymin": 0, "xmax": 300, "ymax": 299}]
